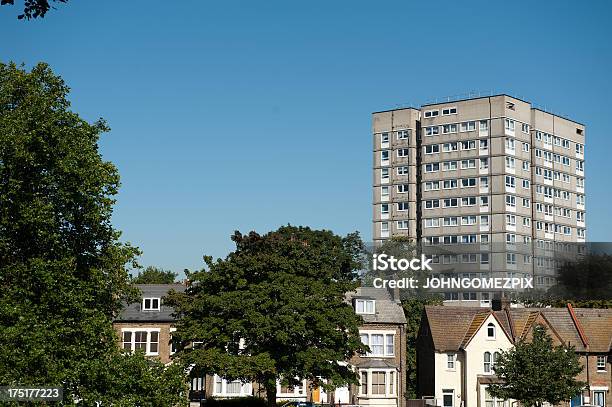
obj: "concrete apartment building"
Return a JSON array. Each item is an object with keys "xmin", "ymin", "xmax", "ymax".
[{"xmin": 372, "ymin": 95, "xmax": 586, "ymax": 302}]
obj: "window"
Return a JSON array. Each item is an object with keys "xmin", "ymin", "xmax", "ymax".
[
  {"xmin": 462, "ymin": 178, "xmax": 476, "ymax": 188},
  {"xmin": 443, "ymin": 142, "xmax": 458, "ymax": 152},
  {"xmin": 170, "ymin": 328, "xmax": 178, "ymax": 354},
  {"xmin": 143, "ymin": 297, "xmax": 160, "ymax": 311},
  {"xmin": 361, "ymin": 332, "xmax": 395, "ymax": 357},
  {"xmin": 506, "ymin": 157, "xmax": 515, "ymax": 169},
  {"xmin": 397, "ymin": 184, "xmax": 409, "ymax": 193},
  {"xmin": 380, "ymin": 204, "xmax": 389, "ymax": 215},
  {"xmin": 444, "ymin": 198, "xmax": 459, "ymax": 208},
  {"xmin": 214, "ymin": 375, "xmax": 252, "ymax": 396},
  {"xmin": 397, "ymin": 220, "xmax": 409, "ymax": 230},
  {"xmin": 425, "ymin": 145, "xmax": 440, "ymax": 154},
  {"xmin": 425, "ymin": 163, "xmax": 439, "ymax": 172},
  {"xmin": 381, "ymin": 186, "xmax": 389, "ymax": 199},
  {"xmin": 397, "ymin": 148, "xmax": 409, "ymax": 157},
  {"xmin": 484, "ymin": 351, "xmax": 492, "ymax": 373},
  {"xmin": 381, "ymin": 150, "xmax": 389, "ymax": 162},
  {"xmin": 397, "ymin": 202, "xmax": 409, "ymax": 211},
  {"xmin": 461, "ymin": 140, "xmax": 476, "ymax": 150},
  {"xmin": 443, "ymin": 124, "xmax": 458, "ymax": 134},
  {"xmin": 355, "ymin": 299, "xmax": 375, "ymax": 314},
  {"xmin": 505, "ymin": 138, "xmax": 515, "ymax": 151},
  {"xmin": 122, "ymin": 329, "xmax": 160, "ymax": 355},
  {"xmin": 479, "ymin": 120, "xmax": 488, "ymax": 131},
  {"xmin": 442, "ymin": 107, "xmax": 457, "ymax": 115},
  {"xmin": 461, "ymin": 159, "xmax": 476, "ymax": 169},
  {"xmin": 425, "ymin": 126, "xmax": 439, "ymax": 136},
  {"xmin": 372, "ymin": 371, "xmax": 386, "ymax": 395},
  {"xmin": 443, "ymin": 160, "xmax": 458, "ymax": 171},
  {"xmin": 593, "ymin": 390, "xmax": 605, "ymax": 407},
  {"xmin": 381, "ymin": 168, "xmax": 389, "ymax": 182},
  {"xmin": 443, "ymin": 179, "xmax": 458, "ymax": 189},
  {"xmin": 397, "ymin": 166, "xmax": 409, "ymax": 175},
  {"xmin": 360, "ymin": 371, "xmax": 368, "ymax": 395},
  {"xmin": 505, "ymin": 195, "xmax": 516, "ymax": 207},
  {"xmin": 487, "ymin": 323, "xmax": 496, "ymax": 339},
  {"xmin": 505, "ymin": 118, "xmax": 515, "ymax": 132},
  {"xmin": 443, "ymin": 389, "xmax": 454, "ymax": 407},
  {"xmin": 461, "ymin": 121, "xmax": 476, "ymax": 132},
  {"xmin": 381, "ymin": 133, "xmax": 389, "ymax": 144},
  {"xmin": 597, "ymin": 355, "xmax": 607, "ymax": 371},
  {"xmin": 522, "ymin": 179, "xmax": 530, "ymax": 188},
  {"xmin": 522, "ymin": 123, "xmax": 530, "ymax": 133},
  {"xmin": 447, "ymin": 353, "xmax": 456, "ymax": 370},
  {"xmin": 397, "ymin": 130, "xmax": 409, "ymax": 140},
  {"xmin": 507, "ymin": 253, "xmax": 516, "ymax": 265},
  {"xmin": 522, "ymin": 160, "xmax": 530, "ymax": 171},
  {"xmin": 480, "ymin": 158, "xmax": 489, "ymax": 170},
  {"xmin": 505, "ymin": 176, "xmax": 515, "ymax": 188},
  {"xmin": 424, "ymin": 110, "xmax": 439, "ymax": 118},
  {"xmin": 386, "ymin": 334, "xmax": 394, "ymax": 355}
]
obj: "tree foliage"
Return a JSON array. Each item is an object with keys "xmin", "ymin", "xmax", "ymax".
[
  {"xmin": 165, "ymin": 226, "xmax": 368, "ymax": 407},
  {"xmin": 0, "ymin": 62, "xmax": 185, "ymax": 405},
  {"xmin": 487, "ymin": 325, "xmax": 585, "ymax": 407},
  {"xmin": 1, "ymin": 0, "xmax": 67, "ymax": 19},
  {"xmin": 133, "ymin": 265, "xmax": 179, "ymax": 284}
]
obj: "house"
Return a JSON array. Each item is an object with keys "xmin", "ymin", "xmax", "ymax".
[
  {"xmin": 343, "ymin": 286, "xmax": 408, "ymax": 407},
  {"xmin": 417, "ymin": 300, "xmax": 612, "ymax": 407},
  {"xmin": 113, "ymin": 284, "xmax": 185, "ymax": 364},
  {"xmin": 114, "ymin": 284, "xmax": 407, "ymax": 406}
]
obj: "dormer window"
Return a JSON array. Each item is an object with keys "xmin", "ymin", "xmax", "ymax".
[
  {"xmin": 142, "ymin": 297, "xmax": 160, "ymax": 311},
  {"xmin": 355, "ymin": 299, "xmax": 375, "ymax": 314},
  {"xmin": 486, "ymin": 323, "xmax": 496, "ymax": 339}
]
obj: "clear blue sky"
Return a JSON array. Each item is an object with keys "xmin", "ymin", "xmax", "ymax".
[{"xmin": 2, "ymin": 0, "xmax": 612, "ymax": 273}]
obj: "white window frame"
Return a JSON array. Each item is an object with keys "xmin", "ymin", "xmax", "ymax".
[
  {"xmin": 142, "ymin": 297, "xmax": 161, "ymax": 311},
  {"xmin": 121, "ymin": 328, "xmax": 161, "ymax": 356},
  {"xmin": 355, "ymin": 299, "xmax": 376, "ymax": 315}
]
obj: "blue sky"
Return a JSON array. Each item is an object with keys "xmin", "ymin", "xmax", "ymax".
[{"xmin": 2, "ymin": 0, "xmax": 612, "ymax": 274}]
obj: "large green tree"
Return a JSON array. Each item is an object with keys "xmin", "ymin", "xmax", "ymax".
[
  {"xmin": 133, "ymin": 265, "xmax": 179, "ymax": 284},
  {"xmin": 0, "ymin": 62, "xmax": 186, "ymax": 405},
  {"xmin": 488, "ymin": 325, "xmax": 585, "ymax": 407},
  {"xmin": 165, "ymin": 226, "xmax": 368, "ymax": 407}
]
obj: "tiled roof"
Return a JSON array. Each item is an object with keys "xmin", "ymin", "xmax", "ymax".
[
  {"xmin": 114, "ymin": 284, "xmax": 185, "ymax": 323},
  {"xmin": 423, "ymin": 305, "xmax": 612, "ymax": 353},
  {"xmin": 346, "ymin": 287, "xmax": 407, "ymax": 325},
  {"xmin": 573, "ymin": 308, "xmax": 612, "ymax": 352}
]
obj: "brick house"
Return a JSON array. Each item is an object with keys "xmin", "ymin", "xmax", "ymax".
[
  {"xmin": 113, "ymin": 284, "xmax": 185, "ymax": 364},
  {"xmin": 417, "ymin": 301, "xmax": 611, "ymax": 407},
  {"xmin": 114, "ymin": 284, "xmax": 408, "ymax": 406}
]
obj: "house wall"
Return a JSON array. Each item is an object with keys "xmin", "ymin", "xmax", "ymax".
[
  {"xmin": 433, "ymin": 351, "xmax": 464, "ymax": 407},
  {"xmin": 463, "ymin": 315, "xmax": 513, "ymax": 407}
]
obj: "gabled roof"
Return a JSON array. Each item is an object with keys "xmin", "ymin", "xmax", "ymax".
[
  {"xmin": 424, "ymin": 306, "xmax": 513, "ymax": 351},
  {"xmin": 346, "ymin": 287, "xmax": 407, "ymax": 325},
  {"xmin": 115, "ymin": 284, "xmax": 185, "ymax": 323},
  {"xmin": 423, "ymin": 305, "xmax": 612, "ymax": 353}
]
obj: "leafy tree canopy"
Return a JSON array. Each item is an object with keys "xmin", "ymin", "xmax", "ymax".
[
  {"xmin": 488, "ymin": 325, "xmax": 585, "ymax": 407},
  {"xmin": 1, "ymin": 0, "xmax": 66, "ymax": 19},
  {"xmin": 165, "ymin": 226, "xmax": 368, "ymax": 407},
  {"xmin": 133, "ymin": 265, "xmax": 179, "ymax": 284},
  {"xmin": 0, "ymin": 62, "xmax": 185, "ymax": 405}
]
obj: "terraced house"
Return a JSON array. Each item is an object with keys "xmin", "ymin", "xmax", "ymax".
[
  {"xmin": 417, "ymin": 300, "xmax": 611, "ymax": 407},
  {"xmin": 113, "ymin": 284, "xmax": 408, "ymax": 406}
]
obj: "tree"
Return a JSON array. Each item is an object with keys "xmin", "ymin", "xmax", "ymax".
[
  {"xmin": 0, "ymin": 62, "xmax": 186, "ymax": 405},
  {"xmin": 165, "ymin": 226, "xmax": 369, "ymax": 407},
  {"xmin": 487, "ymin": 325, "xmax": 585, "ymax": 407},
  {"xmin": 519, "ymin": 253, "xmax": 612, "ymax": 309},
  {"xmin": 133, "ymin": 266, "xmax": 179, "ymax": 284},
  {"xmin": 1, "ymin": 0, "xmax": 67, "ymax": 19}
]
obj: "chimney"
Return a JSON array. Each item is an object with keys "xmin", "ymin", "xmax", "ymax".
[{"xmin": 492, "ymin": 295, "xmax": 511, "ymax": 311}]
